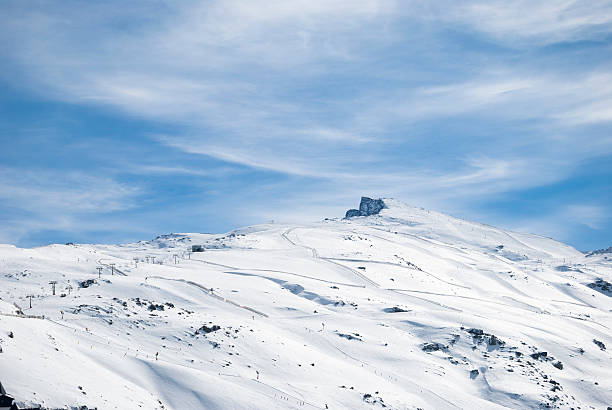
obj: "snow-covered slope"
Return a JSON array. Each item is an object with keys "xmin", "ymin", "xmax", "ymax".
[{"xmin": 0, "ymin": 199, "xmax": 610, "ymax": 409}]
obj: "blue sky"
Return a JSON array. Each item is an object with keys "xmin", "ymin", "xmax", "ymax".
[{"xmin": 1, "ymin": 0, "xmax": 611, "ymax": 250}]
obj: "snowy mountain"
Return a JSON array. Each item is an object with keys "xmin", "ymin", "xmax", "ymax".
[{"xmin": 0, "ymin": 198, "xmax": 610, "ymax": 409}]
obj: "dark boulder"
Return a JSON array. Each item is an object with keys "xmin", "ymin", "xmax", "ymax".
[
  {"xmin": 79, "ymin": 279, "xmax": 96, "ymax": 288},
  {"xmin": 345, "ymin": 209, "xmax": 361, "ymax": 218},
  {"xmin": 360, "ymin": 197, "xmax": 385, "ymax": 216},
  {"xmin": 466, "ymin": 328, "xmax": 484, "ymax": 336},
  {"xmin": 488, "ymin": 335, "xmax": 504, "ymax": 346},
  {"xmin": 336, "ymin": 332, "xmax": 363, "ymax": 341},
  {"xmin": 148, "ymin": 303, "xmax": 165, "ymax": 311},
  {"xmin": 530, "ymin": 351, "xmax": 548, "ymax": 360},
  {"xmin": 196, "ymin": 324, "xmax": 221, "ymax": 335},
  {"xmin": 593, "ymin": 339, "xmax": 606, "ymax": 351},
  {"xmin": 587, "ymin": 278, "xmax": 611, "ymax": 296},
  {"xmin": 345, "ymin": 197, "xmax": 386, "ymax": 218},
  {"xmin": 383, "ymin": 306, "xmax": 409, "ymax": 313},
  {"xmin": 421, "ymin": 342, "xmax": 447, "ymax": 352}
]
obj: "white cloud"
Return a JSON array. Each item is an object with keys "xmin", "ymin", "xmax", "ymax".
[
  {"xmin": 3, "ymin": 1, "xmax": 611, "ymax": 175},
  {"xmin": 359, "ymin": 72, "xmax": 612, "ymax": 130},
  {"xmin": 564, "ymin": 204, "xmax": 609, "ymax": 230},
  {"xmin": 0, "ymin": 167, "xmax": 143, "ymax": 244},
  {"xmin": 500, "ymin": 203, "xmax": 611, "ymax": 247},
  {"xmin": 440, "ymin": 0, "xmax": 612, "ymax": 46},
  {"xmin": 0, "ymin": 168, "xmax": 139, "ymax": 214},
  {"xmin": 125, "ymin": 164, "xmax": 239, "ymax": 178}
]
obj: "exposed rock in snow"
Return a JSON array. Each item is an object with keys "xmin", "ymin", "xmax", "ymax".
[
  {"xmin": 530, "ymin": 351, "xmax": 548, "ymax": 360},
  {"xmin": 345, "ymin": 208, "xmax": 362, "ymax": 218},
  {"xmin": 421, "ymin": 342, "xmax": 448, "ymax": 352},
  {"xmin": 383, "ymin": 306, "xmax": 409, "ymax": 313},
  {"xmin": 585, "ymin": 246, "xmax": 612, "ymax": 257},
  {"xmin": 587, "ymin": 278, "xmax": 611, "ymax": 296},
  {"xmin": 345, "ymin": 197, "xmax": 386, "ymax": 218},
  {"xmin": 359, "ymin": 197, "xmax": 386, "ymax": 216},
  {"xmin": 78, "ymin": 279, "xmax": 96, "ymax": 288},
  {"xmin": 593, "ymin": 339, "xmax": 606, "ymax": 351},
  {"xmin": 466, "ymin": 328, "xmax": 484, "ymax": 336},
  {"xmin": 336, "ymin": 332, "xmax": 363, "ymax": 341},
  {"xmin": 195, "ymin": 324, "xmax": 221, "ymax": 335}
]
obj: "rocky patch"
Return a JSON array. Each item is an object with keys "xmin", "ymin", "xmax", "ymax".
[
  {"xmin": 593, "ymin": 339, "xmax": 606, "ymax": 351},
  {"xmin": 78, "ymin": 279, "xmax": 96, "ymax": 288},
  {"xmin": 336, "ymin": 332, "xmax": 363, "ymax": 341},
  {"xmin": 421, "ymin": 342, "xmax": 447, "ymax": 352},
  {"xmin": 587, "ymin": 278, "xmax": 611, "ymax": 297},
  {"xmin": 345, "ymin": 197, "xmax": 386, "ymax": 218},
  {"xmin": 383, "ymin": 306, "xmax": 409, "ymax": 313}
]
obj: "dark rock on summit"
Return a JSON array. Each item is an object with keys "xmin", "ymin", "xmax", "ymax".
[
  {"xmin": 360, "ymin": 197, "xmax": 385, "ymax": 215},
  {"xmin": 345, "ymin": 209, "xmax": 361, "ymax": 218},
  {"xmin": 345, "ymin": 197, "xmax": 386, "ymax": 218}
]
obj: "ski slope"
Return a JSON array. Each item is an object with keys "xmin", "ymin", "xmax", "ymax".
[{"xmin": 0, "ymin": 199, "xmax": 610, "ymax": 409}]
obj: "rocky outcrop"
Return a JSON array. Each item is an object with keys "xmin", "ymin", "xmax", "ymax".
[
  {"xmin": 360, "ymin": 197, "xmax": 385, "ymax": 215},
  {"xmin": 585, "ymin": 246, "xmax": 612, "ymax": 257},
  {"xmin": 345, "ymin": 197, "xmax": 386, "ymax": 218},
  {"xmin": 587, "ymin": 278, "xmax": 611, "ymax": 297},
  {"xmin": 345, "ymin": 209, "xmax": 361, "ymax": 218}
]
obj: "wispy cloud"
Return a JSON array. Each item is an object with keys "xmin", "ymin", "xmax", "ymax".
[
  {"xmin": 504, "ymin": 203, "xmax": 611, "ymax": 248},
  {"xmin": 125, "ymin": 164, "xmax": 240, "ymax": 178},
  {"xmin": 0, "ymin": 167, "xmax": 141, "ymax": 243},
  {"xmin": 0, "ymin": 168, "xmax": 139, "ymax": 213},
  {"xmin": 564, "ymin": 204, "xmax": 609, "ymax": 230},
  {"xmin": 442, "ymin": 0, "xmax": 612, "ymax": 46},
  {"xmin": 357, "ymin": 72, "xmax": 612, "ymax": 130}
]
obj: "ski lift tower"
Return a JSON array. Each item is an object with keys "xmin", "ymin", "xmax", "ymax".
[{"xmin": 49, "ymin": 280, "xmax": 57, "ymax": 296}]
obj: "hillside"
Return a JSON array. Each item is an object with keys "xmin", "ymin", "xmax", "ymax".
[{"xmin": 0, "ymin": 199, "xmax": 610, "ymax": 409}]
